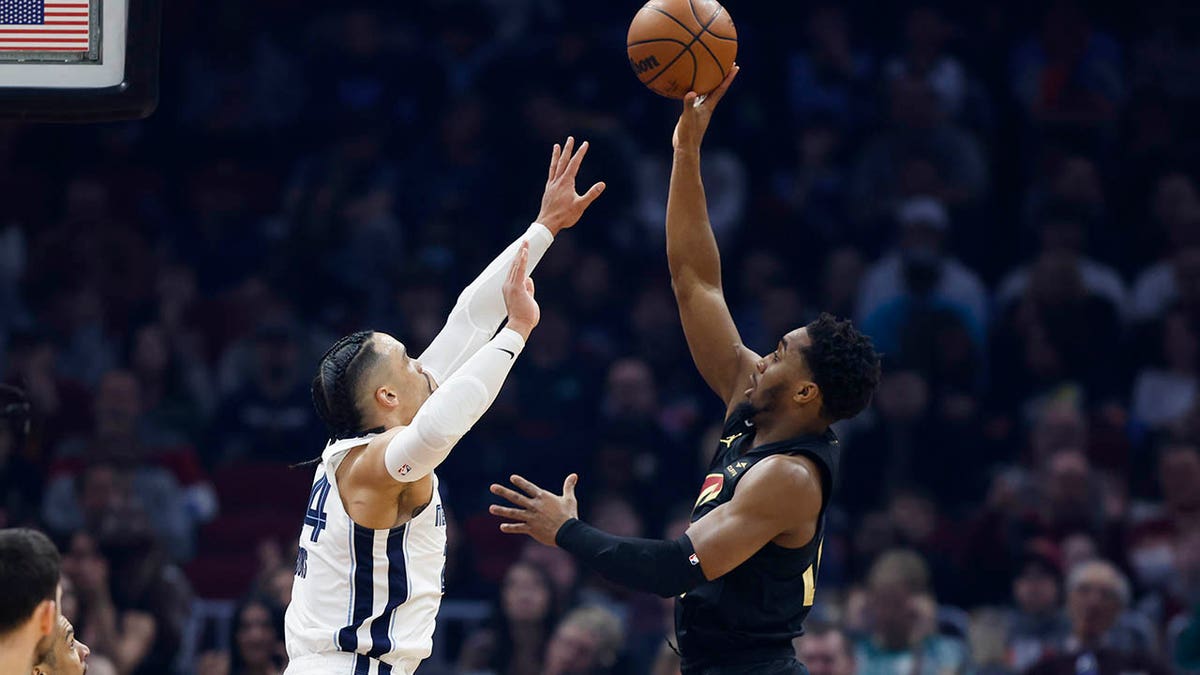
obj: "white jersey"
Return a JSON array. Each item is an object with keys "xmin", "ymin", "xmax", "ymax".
[{"xmin": 285, "ymin": 436, "xmax": 447, "ymax": 675}]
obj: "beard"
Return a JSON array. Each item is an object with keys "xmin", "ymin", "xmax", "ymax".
[{"xmin": 731, "ymin": 400, "xmax": 761, "ymax": 425}]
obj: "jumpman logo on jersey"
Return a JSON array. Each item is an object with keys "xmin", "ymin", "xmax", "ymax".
[{"xmin": 719, "ymin": 432, "xmax": 744, "ymax": 448}]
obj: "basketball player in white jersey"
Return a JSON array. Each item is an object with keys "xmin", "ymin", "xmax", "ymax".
[{"xmin": 284, "ymin": 138, "xmax": 606, "ymax": 675}]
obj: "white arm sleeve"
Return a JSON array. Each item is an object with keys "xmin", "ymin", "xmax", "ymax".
[
  {"xmin": 418, "ymin": 223, "xmax": 553, "ymax": 384},
  {"xmin": 385, "ymin": 328, "xmax": 525, "ymax": 482}
]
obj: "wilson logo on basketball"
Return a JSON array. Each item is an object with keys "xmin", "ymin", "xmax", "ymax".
[
  {"xmin": 693, "ymin": 473, "xmax": 724, "ymax": 509},
  {"xmin": 630, "ymin": 55, "xmax": 660, "ymax": 75}
]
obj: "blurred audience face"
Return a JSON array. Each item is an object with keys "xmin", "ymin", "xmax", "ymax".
[
  {"xmin": 890, "ymin": 76, "xmax": 940, "ymax": 129},
  {"xmin": 93, "ymin": 370, "xmax": 143, "ymax": 443},
  {"xmin": 1154, "ymin": 173, "xmax": 1200, "ymax": 243},
  {"xmin": 869, "ymin": 581, "xmax": 917, "ymax": 648},
  {"xmin": 1013, "ymin": 561, "xmax": 1060, "ymax": 616},
  {"xmin": 1061, "ymin": 533, "xmax": 1099, "ymax": 572},
  {"xmin": 1159, "ymin": 444, "xmax": 1200, "ymax": 514},
  {"xmin": 1031, "ymin": 401, "xmax": 1087, "ymax": 464},
  {"xmin": 1045, "ymin": 450, "xmax": 1091, "ymax": 515},
  {"xmin": 796, "ymin": 628, "xmax": 856, "ymax": 675},
  {"xmin": 131, "ymin": 325, "xmax": 170, "ymax": 377},
  {"xmin": 235, "ymin": 600, "xmax": 280, "ymax": 671},
  {"xmin": 32, "ymin": 616, "xmax": 89, "ymax": 675},
  {"xmin": 62, "ymin": 532, "xmax": 107, "ymax": 597},
  {"xmin": 502, "ymin": 562, "xmax": 553, "ymax": 624},
  {"xmin": 1066, "ymin": 561, "xmax": 1126, "ymax": 644},
  {"xmin": 821, "ymin": 248, "xmax": 864, "ymax": 314},
  {"xmin": 590, "ymin": 496, "xmax": 643, "ymax": 539},
  {"xmin": 888, "ymin": 492, "xmax": 937, "ymax": 544},
  {"xmin": 543, "ymin": 608, "xmax": 622, "ymax": 675},
  {"xmin": 520, "ymin": 542, "xmax": 578, "ymax": 605},
  {"xmin": 874, "ymin": 371, "xmax": 929, "ymax": 424},
  {"xmin": 604, "ymin": 359, "xmax": 657, "ymax": 420}
]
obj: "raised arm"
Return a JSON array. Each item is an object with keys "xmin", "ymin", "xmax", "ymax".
[
  {"xmin": 666, "ymin": 66, "xmax": 758, "ymax": 408},
  {"xmin": 349, "ymin": 246, "xmax": 540, "ymax": 496},
  {"xmin": 419, "ymin": 137, "xmax": 605, "ymax": 384}
]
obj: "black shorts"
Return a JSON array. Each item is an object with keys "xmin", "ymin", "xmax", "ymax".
[{"xmin": 683, "ymin": 657, "xmax": 809, "ymax": 675}]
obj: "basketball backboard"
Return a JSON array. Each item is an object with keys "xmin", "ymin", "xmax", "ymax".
[{"xmin": 0, "ymin": 0, "xmax": 160, "ymax": 122}]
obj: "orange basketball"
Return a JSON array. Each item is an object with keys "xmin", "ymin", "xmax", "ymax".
[{"xmin": 627, "ymin": 0, "xmax": 738, "ymax": 100}]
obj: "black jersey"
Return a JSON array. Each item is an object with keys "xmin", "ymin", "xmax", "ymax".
[{"xmin": 675, "ymin": 406, "xmax": 841, "ymax": 670}]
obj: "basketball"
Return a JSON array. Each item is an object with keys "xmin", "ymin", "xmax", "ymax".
[{"xmin": 627, "ymin": 0, "xmax": 738, "ymax": 100}]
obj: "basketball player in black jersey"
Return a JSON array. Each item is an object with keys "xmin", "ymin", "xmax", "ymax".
[{"xmin": 490, "ymin": 67, "xmax": 881, "ymax": 675}]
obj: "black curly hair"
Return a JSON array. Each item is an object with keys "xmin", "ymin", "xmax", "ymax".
[
  {"xmin": 311, "ymin": 331, "xmax": 385, "ymax": 441},
  {"xmin": 801, "ymin": 313, "xmax": 882, "ymax": 422}
]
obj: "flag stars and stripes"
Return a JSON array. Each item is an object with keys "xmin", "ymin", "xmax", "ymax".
[{"xmin": 0, "ymin": 0, "xmax": 90, "ymax": 51}]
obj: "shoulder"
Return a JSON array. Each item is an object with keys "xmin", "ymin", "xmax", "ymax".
[
  {"xmin": 338, "ymin": 428, "xmax": 404, "ymax": 490},
  {"xmin": 734, "ymin": 455, "xmax": 823, "ymax": 514}
]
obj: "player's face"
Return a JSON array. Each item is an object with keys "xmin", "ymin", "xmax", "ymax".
[
  {"xmin": 744, "ymin": 327, "xmax": 814, "ymax": 416},
  {"xmin": 33, "ymin": 616, "xmax": 89, "ymax": 675},
  {"xmin": 371, "ymin": 334, "xmax": 436, "ymax": 413}
]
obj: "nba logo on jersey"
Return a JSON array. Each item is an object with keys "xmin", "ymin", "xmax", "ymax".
[
  {"xmin": 689, "ymin": 553, "xmax": 700, "ymax": 566},
  {"xmin": 398, "ymin": 463, "xmax": 412, "ymax": 477}
]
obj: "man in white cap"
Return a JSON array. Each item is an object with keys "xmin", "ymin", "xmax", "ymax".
[{"xmin": 855, "ymin": 195, "xmax": 987, "ymax": 354}]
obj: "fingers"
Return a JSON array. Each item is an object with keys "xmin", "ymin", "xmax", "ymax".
[
  {"xmin": 683, "ymin": 91, "xmax": 698, "ymax": 112},
  {"xmin": 555, "ymin": 136, "xmax": 575, "ymax": 178},
  {"xmin": 490, "ymin": 483, "xmax": 534, "ymax": 508},
  {"xmin": 510, "ymin": 474, "xmax": 543, "ymax": 497},
  {"xmin": 525, "ymin": 277, "xmax": 535, "ymax": 295},
  {"xmin": 500, "ymin": 523, "xmax": 532, "ymax": 535},
  {"xmin": 706, "ymin": 63, "xmax": 740, "ymax": 107},
  {"xmin": 579, "ymin": 182, "xmax": 606, "ymax": 208},
  {"xmin": 488, "ymin": 504, "xmax": 528, "ymax": 521},
  {"xmin": 506, "ymin": 242, "xmax": 530, "ymax": 286},
  {"xmin": 548, "ymin": 143, "xmax": 561, "ymax": 182},
  {"xmin": 564, "ymin": 140, "xmax": 590, "ymax": 178},
  {"xmin": 563, "ymin": 473, "xmax": 578, "ymax": 498}
]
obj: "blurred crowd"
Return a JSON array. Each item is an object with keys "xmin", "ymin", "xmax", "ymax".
[{"xmin": 0, "ymin": 0, "xmax": 1198, "ymax": 673}]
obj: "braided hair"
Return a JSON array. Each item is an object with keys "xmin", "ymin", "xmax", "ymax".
[{"xmin": 311, "ymin": 331, "xmax": 385, "ymax": 441}]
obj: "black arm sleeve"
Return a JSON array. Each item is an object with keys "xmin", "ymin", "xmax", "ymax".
[{"xmin": 554, "ymin": 518, "xmax": 708, "ymax": 598}]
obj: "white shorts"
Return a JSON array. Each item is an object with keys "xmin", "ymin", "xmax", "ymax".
[{"xmin": 284, "ymin": 652, "xmax": 414, "ymax": 675}]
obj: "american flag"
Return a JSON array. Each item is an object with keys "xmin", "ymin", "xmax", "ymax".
[{"xmin": 0, "ymin": 0, "xmax": 90, "ymax": 52}]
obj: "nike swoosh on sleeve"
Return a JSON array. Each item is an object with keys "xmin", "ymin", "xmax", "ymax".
[{"xmin": 498, "ymin": 348, "xmax": 516, "ymax": 359}]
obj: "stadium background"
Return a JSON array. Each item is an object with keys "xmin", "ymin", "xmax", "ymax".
[{"xmin": 0, "ymin": 0, "xmax": 1198, "ymax": 673}]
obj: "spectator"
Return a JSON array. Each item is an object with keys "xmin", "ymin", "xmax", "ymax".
[
  {"xmin": 1007, "ymin": 545, "xmax": 1071, "ymax": 671},
  {"xmin": 543, "ymin": 606, "xmax": 625, "ymax": 675},
  {"xmin": 1010, "ymin": 1, "xmax": 1124, "ymax": 133},
  {"xmin": 855, "ymin": 550, "xmax": 969, "ymax": 675},
  {"xmin": 785, "ymin": 5, "xmax": 874, "ymax": 132},
  {"xmin": 996, "ymin": 201, "xmax": 1130, "ymax": 322},
  {"xmin": 1169, "ymin": 527, "xmax": 1200, "ymax": 670},
  {"xmin": 59, "ymin": 530, "xmax": 157, "ymax": 675},
  {"xmin": 1132, "ymin": 174, "xmax": 1200, "ymax": 321},
  {"xmin": 850, "ymin": 76, "xmax": 989, "ymax": 226},
  {"xmin": 0, "ymin": 384, "xmax": 38, "ymax": 528},
  {"xmin": 857, "ymin": 196, "xmax": 988, "ymax": 354},
  {"xmin": 882, "ymin": 6, "xmax": 971, "ymax": 121},
  {"xmin": 210, "ymin": 323, "xmax": 323, "ymax": 465},
  {"xmin": 1024, "ymin": 560, "xmax": 1167, "ymax": 675},
  {"xmin": 1132, "ymin": 309, "xmax": 1199, "ymax": 431},
  {"xmin": 458, "ymin": 561, "xmax": 560, "ymax": 675},
  {"xmin": 194, "ymin": 596, "xmax": 286, "ymax": 675},
  {"xmin": 796, "ymin": 622, "xmax": 858, "ymax": 675}
]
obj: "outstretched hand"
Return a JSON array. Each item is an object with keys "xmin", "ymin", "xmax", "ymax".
[
  {"xmin": 490, "ymin": 473, "xmax": 580, "ymax": 547},
  {"xmin": 673, "ymin": 64, "xmax": 740, "ymax": 152},
  {"xmin": 535, "ymin": 137, "xmax": 607, "ymax": 235}
]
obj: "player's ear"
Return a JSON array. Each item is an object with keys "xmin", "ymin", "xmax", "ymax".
[
  {"xmin": 793, "ymin": 381, "xmax": 819, "ymax": 405},
  {"xmin": 35, "ymin": 599, "xmax": 56, "ymax": 636},
  {"xmin": 375, "ymin": 386, "xmax": 399, "ymax": 410}
]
